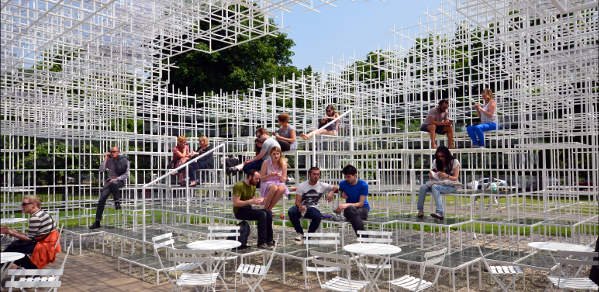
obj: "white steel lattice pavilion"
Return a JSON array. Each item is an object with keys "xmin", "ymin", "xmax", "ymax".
[{"xmin": 1, "ymin": 0, "xmax": 597, "ymax": 290}]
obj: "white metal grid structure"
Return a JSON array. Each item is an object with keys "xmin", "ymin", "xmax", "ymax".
[{"xmin": 1, "ymin": 0, "xmax": 598, "ymax": 289}]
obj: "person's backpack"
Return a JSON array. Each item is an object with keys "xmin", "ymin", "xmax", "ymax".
[{"xmin": 228, "ymin": 220, "xmax": 250, "ymax": 247}]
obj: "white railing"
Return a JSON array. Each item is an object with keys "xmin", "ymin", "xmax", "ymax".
[
  {"xmin": 139, "ymin": 143, "xmax": 226, "ymax": 244},
  {"xmin": 310, "ymin": 109, "xmax": 354, "ymax": 167}
]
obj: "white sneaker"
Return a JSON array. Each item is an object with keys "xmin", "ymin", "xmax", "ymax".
[{"xmin": 294, "ymin": 234, "xmax": 303, "ymax": 245}]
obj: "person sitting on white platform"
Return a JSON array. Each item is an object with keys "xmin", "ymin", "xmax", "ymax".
[
  {"xmin": 417, "ymin": 146, "xmax": 462, "ymax": 220},
  {"xmin": 288, "ymin": 167, "xmax": 338, "ymax": 244},
  {"xmin": 335, "ymin": 164, "xmax": 370, "ymax": 235}
]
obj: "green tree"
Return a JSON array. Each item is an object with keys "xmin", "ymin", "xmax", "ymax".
[{"xmin": 165, "ymin": 32, "xmax": 306, "ymax": 95}]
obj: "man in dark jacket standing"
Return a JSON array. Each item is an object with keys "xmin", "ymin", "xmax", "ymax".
[{"xmin": 90, "ymin": 146, "xmax": 129, "ymax": 229}]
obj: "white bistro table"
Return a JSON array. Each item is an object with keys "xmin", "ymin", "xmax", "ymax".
[
  {"xmin": 1, "ymin": 252, "xmax": 25, "ymax": 278},
  {"xmin": 186, "ymin": 239, "xmax": 241, "ymax": 289},
  {"xmin": 187, "ymin": 239, "xmax": 241, "ymax": 251},
  {"xmin": 528, "ymin": 241, "xmax": 594, "ymax": 277},
  {"xmin": 343, "ymin": 243, "xmax": 402, "ymax": 291},
  {"xmin": 528, "ymin": 242, "xmax": 593, "ymax": 253}
]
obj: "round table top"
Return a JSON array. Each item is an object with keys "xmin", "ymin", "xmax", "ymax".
[
  {"xmin": 186, "ymin": 239, "xmax": 241, "ymax": 251},
  {"xmin": 1, "ymin": 252, "xmax": 25, "ymax": 264},
  {"xmin": 343, "ymin": 243, "xmax": 402, "ymax": 256},
  {"xmin": 528, "ymin": 241, "xmax": 593, "ymax": 252},
  {"xmin": 0, "ymin": 218, "xmax": 27, "ymax": 224}
]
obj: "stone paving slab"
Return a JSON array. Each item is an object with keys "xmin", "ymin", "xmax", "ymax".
[{"xmin": 55, "ymin": 252, "xmax": 321, "ymax": 292}]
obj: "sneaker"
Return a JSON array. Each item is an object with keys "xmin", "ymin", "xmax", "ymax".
[
  {"xmin": 417, "ymin": 211, "xmax": 424, "ymax": 218},
  {"xmin": 267, "ymin": 240, "xmax": 276, "ymax": 247},
  {"xmin": 257, "ymin": 243, "xmax": 269, "ymax": 249},
  {"xmin": 89, "ymin": 221, "xmax": 101, "ymax": 229},
  {"xmin": 430, "ymin": 213, "xmax": 444, "ymax": 220},
  {"xmin": 294, "ymin": 234, "xmax": 304, "ymax": 245},
  {"xmin": 493, "ymin": 197, "xmax": 499, "ymax": 205}
]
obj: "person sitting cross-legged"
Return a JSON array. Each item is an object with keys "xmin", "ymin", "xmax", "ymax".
[{"xmin": 288, "ymin": 167, "xmax": 338, "ymax": 244}]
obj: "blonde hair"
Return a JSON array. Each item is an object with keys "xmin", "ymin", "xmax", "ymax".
[
  {"xmin": 269, "ymin": 147, "xmax": 287, "ymax": 169},
  {"xmin": 199, "ymin": 136, "xmax": 209, "ymax": 144},
  {"xmin": 482, "ymin": 88, "xmax": 494, "ymax": 99},
  {"xmin": 23, "ymin": 195, "xmax": 41, "ymax": 208},
  {"xmin": 176, "ymin": 135, "xmax": 187, "ymax": 144}
]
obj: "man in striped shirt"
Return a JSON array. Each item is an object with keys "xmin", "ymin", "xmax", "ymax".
[{"xmin": 1, "ymin": 195, "xmax": 57, "ymax": 268}]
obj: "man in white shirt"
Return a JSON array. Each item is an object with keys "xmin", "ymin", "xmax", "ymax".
[{"xmin": 288, "ymin": 167, "xmax": 338, "ymax": 244}]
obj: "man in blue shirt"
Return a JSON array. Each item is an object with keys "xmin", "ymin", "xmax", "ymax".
[{"xmin": 335, "ymin": 164, "xmax": 370, "ymax": 234}]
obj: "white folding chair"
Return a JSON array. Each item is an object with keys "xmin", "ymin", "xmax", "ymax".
[
  {"xmin": 161, "ymin": 247, "xmax": 218, "ymax": 292},
  {"xmin": 547, "ymin": 250, "xmax": 599, "ymax": 290},
  {"xmin": 303, "ymin": 232, "xmax": 342, "ymax": 287},
  {"xmin": 476, "ymin": 243, "xmax": 525, "ymax": 292},
  {"xmin": 389, "ymin": 247, "xmax": 447, "ymax": 291},
  {"xmin": 5, "ymin": 240, "xmax": 73, "ymax": 292},
  {"xmin": 235, "ymin": 239, "xmax": 278, "ymax": 292},
  {"xmin": 309, "ymin": 250, "xmax": 369, "ymax": 291},
  {"xmin": 207, "ymin": 225, "xmax": 241, "ymax": 281}
]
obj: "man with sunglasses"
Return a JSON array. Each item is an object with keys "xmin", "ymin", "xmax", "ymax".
[
  {"xmin": 89, "ymin": 146, "xmax": 130, "ymax": 229},
  {"xmin": 1, "ymin": 196, "xmax": 57, "ymax": 268}
]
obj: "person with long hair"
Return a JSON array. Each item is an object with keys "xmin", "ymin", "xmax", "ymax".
[
  {"xmin": 171, "ymin": 135, "xmax": 193, "ymax": 186},
  {"xmin": 260, "ymin": 147, "xmax": 289, "ymax": 211},
  {"xmin": 416, "ymin": 146, "xmax": 462, "ymax": 220},
  {"xmin": 467, "ymin": 88, "xmax": 497, "ymax": 148},
  {"xmin": 301, "ymin": 104, "xmax": 339, "ymax": 140}
]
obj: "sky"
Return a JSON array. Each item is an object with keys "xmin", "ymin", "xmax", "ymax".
[{"xmin": 278, "ymin": 0, "xmax": 443, "ymax": 71}]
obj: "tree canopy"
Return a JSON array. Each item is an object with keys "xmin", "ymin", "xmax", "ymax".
[{"xmin": 164, "ymin": 32, "xmax": 310, "ymax": 95}]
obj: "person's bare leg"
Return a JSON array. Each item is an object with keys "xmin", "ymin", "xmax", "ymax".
[
  {"xmin": 426, "ymin": 124, "xmax": 437, "ymax": 149},
  {"xmin": 263, "ymin": 185, "xmax": 277, "ymax": 210},
  {"xmin": 267, "ymin": 186, "xmax": 286, "ymax": 210},
  {"xmin": 447, "ymin": 125, "xmax": 455, "ymax": 149}
]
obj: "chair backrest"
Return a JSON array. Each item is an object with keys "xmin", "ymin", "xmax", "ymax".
[
  {"xmin": 357, "ymin": 230, "xmax": 393, "ymax": 244},
  {"xmin": 309, "ymin": 250, "xmax": 353, "ymax": 281},
  {"xmin": 423, "ymin": 247, "xmax": 447, "ymax": 267},
  {"xmin": 555, "ymin": 250, "xmax": 599, "ymax": 268},
  {"xmin": 417, "ymin": 247, "xmax": 447, "ymax": 290},
  {"xmin": 208, "ymin": 225, "xmax": 240, "ymax": 240},
  {"xmin": 168, "ymin": 248, "xmax": 215, "ymax": 268},
  {"xmin": 304, "ymin": 232, "xmax": 340, "ymax": 252},
  {"xmin": 152, "ymin": 232, "xmax": 175, "ymax": 251},
  {"xmin": 152, "ymin": 233, "xmax": 175, "ymax": 272}
]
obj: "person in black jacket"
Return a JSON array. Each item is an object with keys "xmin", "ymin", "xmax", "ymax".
[
  {"xmin": 90, "ymin": 146, "xmax": 129, "ymax": 229},
  {"xmin": 189, "ymin": 136, "xmax": 214, "ymax": 184}
]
